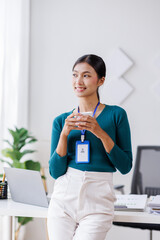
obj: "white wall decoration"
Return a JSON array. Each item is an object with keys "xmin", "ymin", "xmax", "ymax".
[
  {"xmin": 105, "ymin": 77, "xmax": 133, "ymax": 104},
  {"xmin": 106, "ymin": 48, "xmax": 133, "ymax": 79},
  {"xmin": 102, "ymin": 48, "xmax": 134, "ymax": 105}
]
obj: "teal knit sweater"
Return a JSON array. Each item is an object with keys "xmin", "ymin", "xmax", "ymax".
[{"xmin": 49, "ymin": 105, "xmax": 132, "ymax": 179}]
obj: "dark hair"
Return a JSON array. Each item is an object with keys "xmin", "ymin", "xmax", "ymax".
[{"xmin": 72, "ymin": 54, "xmax": 106, "ymax": 101}]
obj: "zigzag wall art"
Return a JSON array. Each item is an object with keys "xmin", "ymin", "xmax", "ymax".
[{"xmin": 102, "ymin": 48, "xmax": 134, "ymax": 104}]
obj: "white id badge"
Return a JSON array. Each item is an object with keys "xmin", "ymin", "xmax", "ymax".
[{"xmin": 75, "ymin": 140, "xmax": 90, "ymax": 163}]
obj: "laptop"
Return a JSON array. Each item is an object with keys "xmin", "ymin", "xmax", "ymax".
[{"xmin": 4, "ymin": 167, "xmax": 50, "ymax": 208}]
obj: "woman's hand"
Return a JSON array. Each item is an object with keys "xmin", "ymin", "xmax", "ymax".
[
  {"xmin": 75, "ymin": 115, "xmax": 104, "ymax": 139},
  {"xmin": 75, "ymin": 114, "xmax": 115, "ymax": 153},
  {"xmin": 61, "ymin": 112, "xmax": 81, "ymax": 137},
  {"xmin": 56, "ymin": 112, "xmax": 81, "ymax": 157}
]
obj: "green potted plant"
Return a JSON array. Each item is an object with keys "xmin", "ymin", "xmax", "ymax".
[{"xmin": 0, "ymin": 126, "xmax": 43, "ymax": 239}]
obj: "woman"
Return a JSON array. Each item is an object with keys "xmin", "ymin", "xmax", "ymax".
[{"xmin": 47, "ymin": 54, "xmax": 132, "ymax": 240}]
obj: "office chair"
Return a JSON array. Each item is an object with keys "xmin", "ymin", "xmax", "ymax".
[{"xmin": 113, "ymin": 146, "xmax": 160, "ymax": 240}]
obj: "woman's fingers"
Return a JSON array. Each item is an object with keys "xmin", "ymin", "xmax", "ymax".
[
  {"xmin": 66, "ymin": 114, "xmax": 85, "ymax": 124},
  {"xmin": 67, "ymin": 112, "xmax": 94, "ymax": 123},
  {"xmin": 75, "ymin": 115, "xmax": 93, "ymax": 123},
  {"xmin": 67, "ymin": 112, "xmax": 75, "ymax": 119},
  {"xmin": 68, "ymin": 111, "xmax": 83, "ymax": 117},
  {"xmin": 76, "ymin": 121, "xmax": 92, "ymax": 129},
  {"xmin": 64, "ymin": 113, "xmax": 102, "ymax": 137},
  {"xmin": 65, "ymin": 113, "xmax": 97, "ymax": 132}
]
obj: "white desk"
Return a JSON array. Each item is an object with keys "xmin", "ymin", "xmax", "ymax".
[
  {"xmin": 114, "ymin": 210, "xmax": 160, "ymax": 224},
  {"xmin": 0, "ymin": 199, "xmax": 48, "ymax": 240},
  {"xmin": 1, "ymin": 198, "xmax": 160, "ymax": 224},
  {"xmin": 1, "ymin": 198, "xmax": 160, "ymax": 240},
  {"xmin": 0, "ymin": 198, "xmax": 47, "ymax": 218}
]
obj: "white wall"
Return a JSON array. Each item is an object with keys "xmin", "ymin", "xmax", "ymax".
[{"xmin": 28, "ymin": 0, "xmax": 160, "ymax": 239}]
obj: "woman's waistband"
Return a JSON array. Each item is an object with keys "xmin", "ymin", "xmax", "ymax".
[{"xmin": 66, "ymin": 167, "xmax": 113, "ymax": 181}]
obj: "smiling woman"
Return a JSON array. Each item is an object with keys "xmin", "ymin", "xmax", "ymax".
[
  {"xmin": 72, "ymin": 54, "xmax": 106, "ymax": 102},
  {"xmin": 47, "ymin": 54, "xmax": 132, "ymax": 240}
]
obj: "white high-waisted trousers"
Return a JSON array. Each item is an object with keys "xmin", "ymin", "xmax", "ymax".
[{"xmin": 47, "ymin": 167, "xmax": 116, "ymax": 240}]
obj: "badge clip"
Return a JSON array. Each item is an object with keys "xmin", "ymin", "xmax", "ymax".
[{"xmin": 81, "ymin": 135, "xmax": 85, "ymax": 142}]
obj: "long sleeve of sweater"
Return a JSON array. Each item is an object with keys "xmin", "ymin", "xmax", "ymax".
[
  {"xmin": 106, "ymin": 108, "xmax": 132, "ymax": 174},
  {"xmin": 49, "ymin": 114, "xmax": 68, "ymax": 179}
]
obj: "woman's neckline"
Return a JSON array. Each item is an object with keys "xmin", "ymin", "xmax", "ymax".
[
  {"xmin": 95, "ymin": 104, "xmax": 107, "ymax": 120},
  {"xmin": 72, "ymin": 104, "xmax": 107, "ymax": 120}
]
